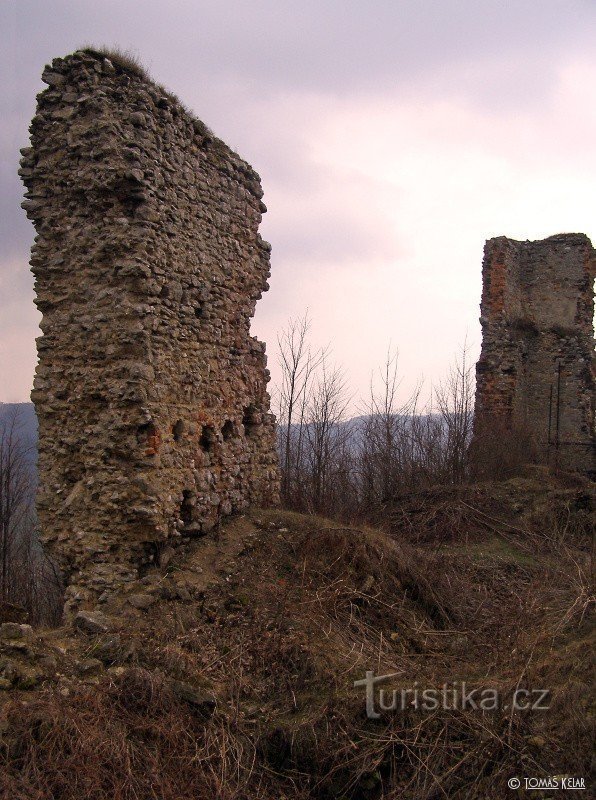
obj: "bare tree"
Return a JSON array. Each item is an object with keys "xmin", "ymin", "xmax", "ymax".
[
  {"xmin": 0, "ymin": 407, "xmax": 34, "ymax": 603},
  {"xmin": 434, "ymin": 344, "xmax": 475, "ymax": 483},
  {"xmin": 303, "ymin": 358, "xmax": 352, "ymax": 514},
  {"xmin": 0, "ymin": 406, "xmax": 61, "ymax": 624},
  {"xmin": 275, "ymin": 313, "xmax": 325, "ymax": 506},
  {"xmin": 274, "ymin": 317, "xmax": 478, "ymax": 522},
  {"xmin": 355, "ymin": 345, "xmax": 476, "ymax": 518},
  {"xmin": 357, "ymin": 349, "xmax": 425, "ymax": 514}
]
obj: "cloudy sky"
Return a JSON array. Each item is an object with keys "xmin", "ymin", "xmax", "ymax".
[{"xmin": 2, "ymin": 0, "xmax": 596, "ymax": 409}]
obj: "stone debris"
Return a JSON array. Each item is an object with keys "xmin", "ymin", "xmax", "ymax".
[
  {"xmin": 169, "ymin": 679, "xmax": 217, "ymax": 714},
  {"xmin": 0, "ymin": 623, "xmax": 32, "ymax": 641},
  {"xmin": 474, "ymin": 234, "xmax": 595, "ymax": 472},
  {"xmin": 73, "ymin": 610, "xmax": 111, "ymax": 635},
  {"xmin": 127, "ymin": 593, "xmax": 156, "ymax": 610},
  {"xmin": 21, "ymin": 50, "xmax": 280, "ymax": 614},
  {"xmin": 74, "ymin": 658, "xmax": 103, "ymax": 675},
  {"xmin": 91, "ymin": 634, "xmax": 137, "ymax": 666}
]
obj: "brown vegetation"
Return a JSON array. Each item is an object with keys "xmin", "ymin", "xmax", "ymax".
[
  {"xmin": 275, "ymin": 317, "xmax": 480, "ymax": 521},
  {"xmin": 80, "ymin": 45, "xmax": 149, "ymax": 79},
  {"xmin": 0, "ymin": 407, "xmax": 60, "ymax": 626},
  {"xmin": 0, "ymin": 472, "xmax": 593, "ymax": 799},
  {"xmin": 78, "ymin": 45, "xmax": 212, "ymax": 135}
]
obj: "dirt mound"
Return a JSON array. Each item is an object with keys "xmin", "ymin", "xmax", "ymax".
[{"xmin": 0, "ymin": 477, "xmax": 593, "ymax": 798}]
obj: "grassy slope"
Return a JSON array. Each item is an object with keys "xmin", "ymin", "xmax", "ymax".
[{"xmin": 0, "ymin": 471, "xmax": 593, "ymax": 799}]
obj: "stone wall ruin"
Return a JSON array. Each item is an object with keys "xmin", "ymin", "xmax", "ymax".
[
  {"xmin": 21, "ymin": 50, "xmax": 280, "ymax": 611},
  {"xmin": 474, "ymin": 234, "xmax": 595, "ymax": 473}
]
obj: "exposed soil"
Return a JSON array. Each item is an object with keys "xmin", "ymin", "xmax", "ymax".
[{"xmin": 0, "ymin": 471, "xmax": 593, "ymax": 799}]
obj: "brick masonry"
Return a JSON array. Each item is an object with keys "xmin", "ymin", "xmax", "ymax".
[
  {"xmin": 21, "ymin": 50, "xmax": 280, "ymax": 612},
  {"xmin": 474, "ymin": 234, "xmax": 595, "ymax": 473}
]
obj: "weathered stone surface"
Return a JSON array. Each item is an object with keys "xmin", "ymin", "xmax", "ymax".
[
  {"xmin": 21, "ymin": 50, "xmax": 280, "ymax": 612},
  {"xmin": 73, "ymin": 610, "xmax": 110, "ymax": 635},
  {"xmin": 92, "ymin": 633, "xmax": 136, "ymax": 666},
  {"xmin": 0, "ymin": 659, "xmax": 17, "ymax": 683},
  {"xmin": 41, "ymin": 69, "xmax": 66, "ymax": 86},
  {"xmin": 74, "ymin": 657, "xmax": 103, "ymax": 675},
  {"xmin": 170, "ymin": 679, "xmax": 216, "ymax": 713},
  {"xmin": 474, "ymin": 234, "xmax": 595, "ymax": 472},
  {"xmin": 36, "ymin": 655, "xmax": 58, "ymax": 676},
  {"xmin": 0, "ymin": 623, "xmax": 25, "ymax": 640},
  {"xmin": 127, "ymin": 593, "xmax": 156, "ymax": 610}
]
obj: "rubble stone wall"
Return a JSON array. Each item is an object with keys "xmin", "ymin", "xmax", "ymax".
[
  {"xmin": 474, "ymin": 234, "xmax": 595, "ymax": 473},
  {"xmin": 21, "ymin": 50, "xmax": 280, "ymax": 610}
]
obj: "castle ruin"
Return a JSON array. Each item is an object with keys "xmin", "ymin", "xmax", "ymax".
[
  {"xmin": 474, "ymin": 234, "xmax": 595, "ymax": 473},
  {"xmin": 21, "ymin": 50, "xmax": 280, "ymax": 611}
]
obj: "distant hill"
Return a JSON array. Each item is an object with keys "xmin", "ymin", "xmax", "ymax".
[
  {"xmin": 1, "ymin": 404, "xmax": 445, "ymax": 482},
  {"xmin": 0, "ymin": 401, "xmax": 37, "ymax": 437},
  {"xmin": 0, "ymin": 402, "xmax": 38, "ymax": 473}
]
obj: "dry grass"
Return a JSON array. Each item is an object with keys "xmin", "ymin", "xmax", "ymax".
[
  {"xmin": 75, "ymin": 46, "xmax": 213, "ymax": 140},
  {"xmin": 79, "ymin": 45, "xmax": 149, "ymax": 79},
  {"xmin": 0, "ymin": 476, "xmax": 593, "ymax": 799},
  {"xmin": 0, "ymin": 669, "xmax": 270, "ymax": 800}
]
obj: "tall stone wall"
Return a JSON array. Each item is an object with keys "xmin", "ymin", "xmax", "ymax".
[
  {"xmin": 21, "ymin": 50, "xmax": 280, "ymax": 611},
  {"xmin": 474, "ymin": 234, "xmax": 595, "ymax": 473}
]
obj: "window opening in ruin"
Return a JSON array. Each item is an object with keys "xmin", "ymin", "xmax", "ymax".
[
  {"xmin": 180, "ymin": 489, "xmax": 194, "ymax": 527},
  {"xmin": 139, "ymin": 542, "xmax": 159, "ymax": 577},
  {"xmin": 221, "ymin": 420, "xmax": 234, "ymax": 441},
  {"xmin": 172, "ymin": 420, "xmax": 184, "ymax": 442},
  {"xmin": 242, "ymin": 406, "xmax": 258, "ymax": 437},
  {"xmin": 137, "ymin": 420, "xmax": 156, "ymax": 444},
  {"xmin": 199, "ymin": 425, "xmax": 215, "ymax": 452}
]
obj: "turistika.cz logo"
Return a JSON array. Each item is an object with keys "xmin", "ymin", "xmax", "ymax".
[{"xmin": 353, "ymin": 672, "xmax": 551, "ymax": 719}]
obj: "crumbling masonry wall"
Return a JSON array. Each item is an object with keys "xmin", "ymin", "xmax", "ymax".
[
  {"xmin": 21, "ymin": 50, "xmax": 280, "ymax": 610},
  {"xmin": 474, "ymin": 234, "xmax": 595, "ymax": 473}
]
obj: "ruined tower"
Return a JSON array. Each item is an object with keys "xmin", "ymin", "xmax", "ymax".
[
  {"xmin": 21, "ymin": 50, "xmax": 280, "ymax": 610},
  {"xmin": 474, "ymin": 234, "xmax": 595, "ymax": 473}
]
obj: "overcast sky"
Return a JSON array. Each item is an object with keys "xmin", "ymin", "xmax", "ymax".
[{"xmin": 2, "ymin": 0, "xmax": 596, "ymax": 409}]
